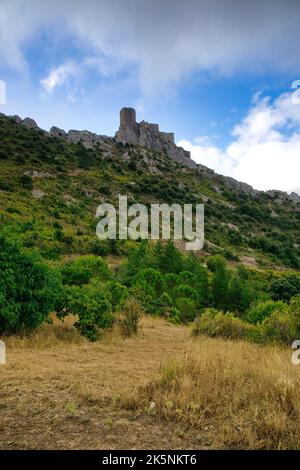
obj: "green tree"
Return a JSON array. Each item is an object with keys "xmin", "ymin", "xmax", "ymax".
[
  {"xmin": 176, "ymin": 297, "xmax": 197, "ymax": 323},
  {"xmin": 227, "ymin": 275, "xmax": 252, "ymax": 316},
  {"xmin": 61, "ymin": 255, "xmax": 110, "ymax": 286},
  {"xmin": 269, "ymin": 275, "xmax": 300, "ymax": 302},
  {"xmin": 156, "ymin": 241, "xmax": 183, "ymax": 274},
  {"xmin": 211, "ymin": 261, "xmax": 230, "ymax": 311},
  {"xmin": 56, "ymin": 283, "xmax": 113, "ymax": 341},
  {"xmin": 0, "ymin": 235, "xmax": 60, "ymax": 334}
]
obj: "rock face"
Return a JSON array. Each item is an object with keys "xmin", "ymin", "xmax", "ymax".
[
  {"xmin": 49, "ymin": 126, "xmax": 67, "ymax": 138},
  {"xmin": 223, "ymin": 176, "xmax": 260, "ymax": 196},
  {"xmin": 21, "ymin": 117, "xmax": 38, "ymax": 129},
  {"xmin": 267, "ymin": 189, "xmax": 300, "ymax": 203},
  {"xmin": 115, "ymin": 107, "xmax": 197, "ymax": 168},
  {"xmin": 12, "ymin": 115, "xmax": 22, "ymax": 124},
  {"xmin": 66, "ymin": 129, "xmax": 112, "ymax": 148}
]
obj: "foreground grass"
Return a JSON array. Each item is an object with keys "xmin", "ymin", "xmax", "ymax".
[
  {"xmin": 1, "ymin": 316, "xmax": 299, "ymax": 449},
  {"xmin": 123, "ymin": 337, "xmax": 300, "ymax": 449}
]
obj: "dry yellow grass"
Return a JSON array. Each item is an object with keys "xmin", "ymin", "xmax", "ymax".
[
  {"xmin": 0, "ymin": 315, "xmax": 299, "ymax": 449},
  {"xmin": 123, "ymin": 337, "xmax": 300, "ymax": 449},
  {"xmin": 0, "ymin": 316, "xmax": 190, "ymax": 449}
]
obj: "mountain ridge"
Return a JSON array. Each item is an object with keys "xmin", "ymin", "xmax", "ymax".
[{"xmin": 1, "ymin": 111, "xmax": 299, "ymax": 202}]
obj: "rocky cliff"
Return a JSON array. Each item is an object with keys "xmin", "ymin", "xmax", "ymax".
[{"xmin": 115, "ymin": 107, "xmax": 196, "ymax": 168}]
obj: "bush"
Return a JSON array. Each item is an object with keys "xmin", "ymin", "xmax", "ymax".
[
  {"xmin": 173, "ymin": 284, "xmax": 195, "ymax": 301},
  {"xmin": 132, "ymin": 268, "xmax": 165, "ymax": 297},
  {"xmin": 0, "ymin": 180, "xmax": 14, "ymax": 191},
  {"xmin": 56, "ymin": 283, "xmax": 114, "ymax": 341},
  {"xmin": 192, "ymin": 299, "xmax": 300, "ymax": 345},
  {"xmin": 164, "ymin": 273, "xmax": 181, "ymax": 292},
  {"xmin": 246, "ymin": 300, "xmax": 286, "ymax": 324},
  {"xmin": 118, "ymin": 298, "xmax": 143, "ymax": 337},
  {"xmin": 19, "ymin": 174, "xmax": 33, "ymax": 190},
  {"xmin": 269, "ymin": 275, "xmax": 300, "ymax": 302},
  {"xmin": 89, "ymin": 239, "xmax": 109, "ymax": 256},
  {"xmin": 0, "ymin": 235, "xmax": 60, "ymax": 334},
  {"xmin": 106, "ymin": 280, "xmax": 128, "ymax": 310},
  {"xmin": 192, "ymin": 308, "xmax": 256, "ymax": 340},
  {"xmin": 157, "ymin": 292, "xmax": 173, "ymax": 316},
  {"xmin": 61, "ymin": 255, "xmax": 110, "ymax": 286},
  {"xmin": 167, "ymin": 307, "xmax": 181, "ymax": 324},
  {"xmin": 176, "ymin": 297, "xmax": 196, "ymax": 323},
  {"xmin": 261, "ymin": 307, "xmax": 296, "ymax": 344},
  {"xmin": 207, "ymin": 255, "xmax": 227, "ymax": 272}
]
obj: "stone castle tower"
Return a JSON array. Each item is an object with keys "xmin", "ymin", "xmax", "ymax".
[{"xmin": 115, "ymin": 107, "xmax": 196, "ymax": 168}]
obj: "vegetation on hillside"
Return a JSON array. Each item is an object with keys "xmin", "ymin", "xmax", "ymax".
[
  {"xmin": 0, "ymin": 113, "xmax": 299, "ymax": 268},
  {"xmin": 0, "ymin": 113, "xmax": 299, "ymax": 343}
]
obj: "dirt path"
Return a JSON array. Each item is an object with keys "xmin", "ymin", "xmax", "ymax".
[{"xmin": 0, "ymin": 317, "xmax": 202, "ymax": 449}]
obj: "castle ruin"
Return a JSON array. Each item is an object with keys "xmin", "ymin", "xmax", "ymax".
[{"xmin": 115, "ymin": 107, "xmax": 196, "ymax": 168}]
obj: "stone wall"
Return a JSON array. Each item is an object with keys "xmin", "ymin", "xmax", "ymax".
[{"xmin": 115, "ymin": 107, "xmax": 196, "ymax": 168}]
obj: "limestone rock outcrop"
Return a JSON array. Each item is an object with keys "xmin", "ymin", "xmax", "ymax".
[
  {"xmin": 21, "ymin": 117, "xmax": 38, "ymax": 129},
  {"xmin": 115, "ymin": 107, "xmax": 196, "ymax": 168},
  {"xmin": 49, "ymin": 126, "xmax": 67, "ymax": 138},
  {"xmin": 66, "ymin": 130, "xmax": 112, "ymax": 148}
]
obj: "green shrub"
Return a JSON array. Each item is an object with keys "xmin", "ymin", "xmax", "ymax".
[
  {"xmin": 261, "ymin": 308, "xmax": 296, "ymax": 344},
  {"xmin": 56, "ymin": 283, "xmax": 113, "ymax": 341},
  {"xmin": 164, "ymin": 273, "xmax": 181, "ymax": 293},
  {"xmin": 207, "ymin": 255, "xmax": 227, "ymax": 272},
  {"xmin": 89, "ymin": 239, "xmax": 109, "ymax": 256},
  {"xmin": 176, "ymin": 297, "xmax": 196, "ymax": 323},
  {"xmin": 269, "ymin": 275, "xmax": 300, "ymax": 302},
  {"xmin": 19, "ymin": 174, "xmax": 33, "ymax": 190},
  {"xmin": 0, "ymin": 180, "xmax": 14, "ymax": 191},
  {"xmin": 157, "ymin": 292, "xmax": 173, "ymax": 313},
  {"xmin": 173, "ymin": 284, "xmax": 195, "ymax": 301},
  {"xmin": 106, "ymin": 280, "xmax": 128, "ymax": 310},
  {"xmin": 132, "ymin": 268, "xmax": 165, "ymax": 297},
  {"xmin": 61, "ymin": 255, "xmax": 110, "ymax": 286},
  {"xmin": 0, "ymin": 235, "xmax": 60, "ymax": 334},
  {"xmin": 246, "ymin": 300, "xmax": 287, "ymax": 324},
  {"xmin": 192, "ymin": 308, "xmax": 256, "ymax": 340},
  {"xmin": 167, "ymin": 307, "xmax": 181, "ymax": 324}
]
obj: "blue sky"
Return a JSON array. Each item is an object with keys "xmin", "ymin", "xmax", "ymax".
[{"xmin": 0, "ymin": 0, "xmax": 300, "ymax": 193}]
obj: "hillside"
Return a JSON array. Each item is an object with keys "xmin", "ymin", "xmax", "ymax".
[
  {"xmin": 1, "ymin": 112, "xmax": 300, "ymax": 451},
  {"xmin": 0, "ymin": 112, "xmax": 299, "ymax": 269}
]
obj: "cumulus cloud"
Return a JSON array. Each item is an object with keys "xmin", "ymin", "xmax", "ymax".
[
  {"xmin": 40, "ymin": 62, "xmax": 79, "ymax": 93},
  {"xmin": 1, "ymin": 0, "xmax": 300, "ymax": 92},
  {"xmin": 178, "ymin": 91, "xmax": 300, "ymax": 194}
]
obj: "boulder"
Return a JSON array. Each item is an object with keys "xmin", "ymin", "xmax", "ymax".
[{"xmin": 22, "ymin": 117, "xmax": 38, "ymax": 129}]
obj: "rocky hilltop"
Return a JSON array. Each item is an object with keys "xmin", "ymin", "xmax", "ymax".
[
  {"xmin": 115, "ymin": 107, "xmax": 196, "ymax": 168},
  {"xmin": 1, "ymin": 111, "xmax": 299, "ymax": 203}
]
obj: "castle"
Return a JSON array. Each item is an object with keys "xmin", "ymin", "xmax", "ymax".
[{"xmin": 115, "ymin": 107, "xmax": 196, "ymax": 168}]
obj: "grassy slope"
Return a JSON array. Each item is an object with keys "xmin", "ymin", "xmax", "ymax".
[{"xmin": 0, "ymin": 113, "xmax": 299, "ymax": 271}]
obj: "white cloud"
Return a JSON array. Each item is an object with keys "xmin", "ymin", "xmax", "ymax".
[
  {"xmin": 1, "ymin": 1, "xmax": 300, "ymax": 93},
  {"xmin": 40, "ymin": 62, "xmax": 79, "ymax": 94},
  {"xmin": 178, "ymin": 91, "xmax": 300, "ymax": 194}
]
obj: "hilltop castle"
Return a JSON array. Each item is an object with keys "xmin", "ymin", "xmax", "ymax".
[{"xmin": 115, "ymin": 107, "xmax": 196, "ymax": 168}]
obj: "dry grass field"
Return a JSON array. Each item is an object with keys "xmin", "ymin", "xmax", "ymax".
[{"xmin": 0, "ymin": 315, "xmax": 300, "ymax": 450}]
